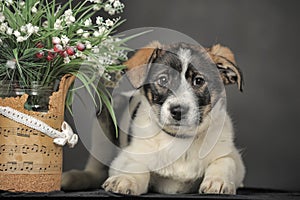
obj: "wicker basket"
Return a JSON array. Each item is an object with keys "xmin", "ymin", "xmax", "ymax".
[{"xmin": 0, "ymin": 74, "xmax": 74, "ymax": 192}]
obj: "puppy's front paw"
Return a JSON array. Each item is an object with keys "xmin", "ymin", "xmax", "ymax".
[
  {"xmin": 102, "ymin": 175, "xmax": 140, "ymax": 195},
  {"xmin": 199, "ymin": 177, "xmax": 236, "ymax": 194}
]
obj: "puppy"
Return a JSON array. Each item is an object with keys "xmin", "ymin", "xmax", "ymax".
[
  {"xmin": 102, "ymin": 42, "xmax": 245, "ymax": 195},
  {"xmin": 61, "ymin": 42, "xmax": 245, "ymax": 195}
]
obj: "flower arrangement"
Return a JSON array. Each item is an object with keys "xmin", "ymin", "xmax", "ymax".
[{"xmin": 0, "ymin": 0, "xmax": 129, "ymax": 128}]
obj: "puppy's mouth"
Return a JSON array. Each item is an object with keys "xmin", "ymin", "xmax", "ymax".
[
  {"xmin": 160, "ymin": 122, "xmax": 198, "ymax": 139},
  {"xmin": 161, "ymin": 126, "xmax": 194, "ymax": 139},
  {"xmin": 159, "ymin": 117, "xmax": 199, "ymax": 129}
]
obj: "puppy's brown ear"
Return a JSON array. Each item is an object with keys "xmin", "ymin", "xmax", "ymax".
[
  {"xmin": 124, "ymin": 41, "xmax": 162, "ymax": 88},
  {"xmin": 207, "ymin": 44, "xmax": 244, "ymax": 92}
]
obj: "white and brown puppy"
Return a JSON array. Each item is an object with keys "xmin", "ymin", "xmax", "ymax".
[
  {"xmin": 102, "ymin": 42, "xmax": 245, "ymax": 195},
  {"xmin": 61, "ymin": 42, "xmax": 245, "ymax": 194}
]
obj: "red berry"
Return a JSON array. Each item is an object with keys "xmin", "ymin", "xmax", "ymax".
[
  {"xmin": 46, "ymin": 52, "xmax": 55, "ymax": 61},
  {"xmin": 35, "ymin": 42, "xmax": 44, "ymax": 48},
  {"xmin": 66, "ymin": 47, "xmax": 75, "ymax": 56},
  {"xmin": 35, "ymin": 51, "xmax": 44, "ymax": 59},
  {"xmin": 53, "ymin": 44, "xmax": 63, "ymax": 52},
  {"xmin": 77, "ymin": 43, "xmax": 85, "ymax": 51},
  {"xmin": 59, "ymin": 51, "xmax": 68, "ymax": 58}
]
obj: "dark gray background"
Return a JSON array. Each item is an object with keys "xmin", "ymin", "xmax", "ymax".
[{"xmin": 63, "ymin": 0, "xmax": 300, "ymax": 191}]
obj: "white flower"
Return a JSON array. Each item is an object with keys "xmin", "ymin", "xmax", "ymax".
[
  {"xmin": 85, "ymin": 41, "xmax": 92, "ymax": 49},
  {"xmin": 98, "ymin": 26, "xmax": 106, "ymax": 34},
  {"xmin": 42, "ymin": 21, "xmax": 48, "ymax": 27},
  {"xmin": 0, "ymin": 38, "xmax": 2, "ymax": 44},
  {"xmin": 33, "ymin": 26, "xmax": 39, "ymax": 33},
  {"xmin": 96, "ymin": 16, "xmax": 103, "ymax": 25},
  {"xmin": 17, "ymin": 36, "xmax": 27, "ymax": 43},
  {"xmin": 20, "ymin": 25, "xmax": 26, "ymax": 33},
  {"xmin": 19, "ymin": 1, "xmax": 25, "ymax": 7},
  {"xmin": 108, "ymin": 9, "xmax": 115, "ymax": 15},
  {"xmin": 76, "ymin": 29, "xmax": 84, "ymax": 34},
  {"xmin": 31, "ymin": 1, "xmax": 40, "ymax": 13},
  {"xmin": 92, "ymin": 47, "xmax": 100, "ymax": 53},
  {"xmin": 93, "ymin": 31, "xmax": 101, "ymax": 37},
  {"xmin": 93, "ymin": 4, "xmax": 101, "ymax": 11},
  {"xmin": 6, "ymin": 60, "xmax": 16, "ymax": 69},
  {"xmin": 70, "ymin": 16, "xmax": 76, "ymax": 22},
  {"xmin": 64, "ymin": 57, "xmax": 71, "ymax": 64},
  {"xmin": 75, "ymin": 51, "xmax": 82, "ymax": 57},
  {"xmin": 61, "ymin": 35, "xmax": 70, "ymax": 46},
  {"xmin": 6, "ymin": 27, "xmax": 13, "ymax": 35},
  {"xmin": 108, "ymin": 0, "xmax": 114, "ymax": 3},
  {"xmin": 26, "ymin": 23, "xmax": 38, "ymax": 35},
  {"xmin": 0, "ymin": 22, "xmax": 8, "ymax": 32},
  {"xmin": 105, "ymin": 19, "xmax": 114, "ymax": 27},
  {"xmin": 75, "ymin": 51, "xmax": 87, "ymax": 59},
  {"xmin": 64, "ymin": 9, "xmax": 76, "ymax": 25},
  {"xmin": 0, "ymin": 12, "xmax": 5, "ymax": 23},
  {"xmin": 108, "ymin": 0, "xmax": 124, "ymax": 14},
  {"xmin": 104, "ymin": 4, "xmax": 112, "ymax": 11},
  {"xmin": 69, "ymin": 55, "xmax": 76, "ymax": 59},
  {"xmin": 113, "ymin": 0, "xmax": 121, "ymax": 8},
  {"xmin": 31, "ymin": 7, "xmax": 37, "ymax": 13},
  {"xmin": 65, "ymin": 16, "xmax": 75, "ymax": 25},
  {"xmin": 64, "ymin": 9, "xmax": 73, "ymax": 17},
  {"xmin": 82, "ymin": 31, "xmax": 90, "ymax": 38},
  {"xmin": 54, "ymin": 19, "xmax": 63, "ymax": 30},
  {"xmin": 13, "ymin": 30, "xmax": 21, "ymax": 37},
  {"xmin": 84, "ymin": 18, "xmax": 92, "ymax": 27},
  {"xmin": 104, "ymin": 72, "xmax": 112, "ymax": 79},
  {"xmin": 5, "ymin": 0, "xmax": 13, "ymax": 6},
  {"xmin": 94, "ymin": 0, "xmax": 102, "ymax": 3}
]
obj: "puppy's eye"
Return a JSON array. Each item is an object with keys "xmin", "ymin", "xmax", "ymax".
[
  {"xmin": 193, "ymin": 76, "xmax": 205, "ymax": 87},
  {"xmin": 157, "ymin": 74, "xmax": 169, "ymax": 87}
]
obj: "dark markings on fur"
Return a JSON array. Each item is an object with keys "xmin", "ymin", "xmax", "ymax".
[
  {"xmin": 128, "ymin": 102, "xmax": 141, "ymax": 144},
  {"xmin": 127, "ymin": 49, "xmax": 137, "ymax": 59},
  {"xmin": 184, "ymin": 152, "xmax": 188, "ymax": 161},
  {"xmin": 163, "ymin": 128, "xmax": 193, "ymax": 139},
  {"xmin": 143, "ymin": 50, "xmax": 183, "ymax": 106},
  {"xmin": 144, "ymin": 82, "xmax": 172, "ymax": 106},
  {"xmin": 216, "ymin": 55, "xmax": 244, "ymax": 92},
  {"xmin": 186, "ymin": 62, "xmax": 211, "ymax": 124},
  {"xmin": 153, "ymin": 51, "xmax": 183, "ymax": 72}
]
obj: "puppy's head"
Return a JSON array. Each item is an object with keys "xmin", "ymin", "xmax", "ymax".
[{"xmin": 125, "ymin": 42, "xmax": 243, "ymax": 138}]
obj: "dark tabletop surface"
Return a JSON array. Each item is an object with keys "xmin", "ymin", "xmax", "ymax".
[{"xmin": 1, "ymin": 187, "xmax": 300, "ymax": 199}]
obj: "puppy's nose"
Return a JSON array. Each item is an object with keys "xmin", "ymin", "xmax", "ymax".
[{"xmin": 170, "ymin": 104, "xmax": 189, "ymax": 121}]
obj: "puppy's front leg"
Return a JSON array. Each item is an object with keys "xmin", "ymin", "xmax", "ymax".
[
  {"xmin": 102, "ymin": 155, "xmax": 150, "ymax": 195},
  {"xmin": 103, "ymin": 172, "xmax": 150, "ymax": 195},
  {"xmin": 199, "ymin": 149, "xmax": 245, "ymax": 194}
]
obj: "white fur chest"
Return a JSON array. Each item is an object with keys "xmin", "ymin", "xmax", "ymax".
[
  {"xmin": 151, "ymin": 136, "xmax": 208, "ymax": 182},
  {"xmin": 127, "ymin": 97, "xmax": 210, "ymax": 181}
]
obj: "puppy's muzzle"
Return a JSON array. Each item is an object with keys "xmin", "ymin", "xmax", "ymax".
[{"xmin": 170, "ymin": 104, "xmax": 189, "ymax": 121}]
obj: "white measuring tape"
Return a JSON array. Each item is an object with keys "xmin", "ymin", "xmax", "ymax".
[{"xmin": 0, "ymin": 106, "xmax": 78, "ymax": 148}]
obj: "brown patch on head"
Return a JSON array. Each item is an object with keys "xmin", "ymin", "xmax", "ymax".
[
  {"xmin": 124, "ymin": 41, "xmax": 162, "ymax": 71},
  {"xmin": 208, "ymin": 44, "xmax": 236, "ymax": 64},
  {"xmin": 124, "ymin": 41, "xmax": 162, "ymax": 88}
]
